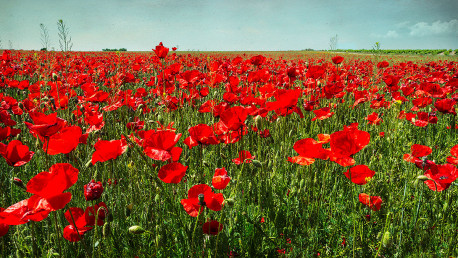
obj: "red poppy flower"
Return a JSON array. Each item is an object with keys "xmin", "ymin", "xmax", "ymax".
[
  {"xmin": 153, "ymin": 42, "xmax": 169, "ymax": 59},
  {"xmin": 0, "ymin": 126, "xmax": 21, "ymax": 141},
  {"xmin": 212, "ymin": 168, "xmax": 231, "ymax": 190},
  {"xmin": 0, "ymin": 195, "xmax": 53, "ymax": 225},
  {"xmin": 288, "ymin": 138, "xmax": 330, "ymax": 166},
  {"xmin": 41, "ymin": 125, "xmax": 82, "ymax": 155},
  {"xmin": 434, "ymin": 99, "xmax": 456, "ymax": 115},
  {"xmin": 0, "ymin": 208, "xmax": 9, "ymax": 237},
  {"xmin": 312, "ymin": 107, "xmax": 334, "ymax": 121},
  {"xmin": 232, "ymin": 150, "xmax": 254, "ymax": 165},
  {"xmin": 63, "ymin": 207, "xmax": 93, "ymax": 242},
  {"xmin": 180, "ymin": 184, "xmax": 224, "ymax": 217},
  {"xmin": 365, "ymin": 112, "xmax": 383, "ymax": 125},
  {"xmin": 403, "ymin": 144, "xmax": 432, "ymax": 164},
  {"xmin": 377, "ymin": 61, "xmax": 389, "ymax": 68},
  {"xmin": 358, "ymin": 193, "xmax": 382, "ymax": 211},
  {"xmin": 158, "ymin": 162, "xmax": 188, "ymax": 184},
  {"xmin": 344, "ymin": 165, "xmax": 375, "ymax": 185},
  {"xmin": 220, "ymin": 106, "xmax": 248, "ymax": 131},
  {"xmin": 202, "ymin": 220, "xmax": 223, "ymax": 235},
  {"xmin": 329, "ymin": 123, "xmax": 370, "ymax": 166},
  {"xmin": 0, "ymin": 140, "xmax": 34, "ymax": 167},
  {"xmin": 26, "ymin": 163, "xmax": 79, "ymax": 211},
  {"xmin": 85, "ymin": 202, "xmax": 108, "ymax": 226},
  {"xmin": 332, "ymin": 56, "xmax": 344, "ymax": 64},
  {"xmin": 84, "ymin": 180, "xmax": 104, "ymax": 201},
  {"xmin": 91, "ymin": 136, "xmax": 128, "ymax": 165},
  {"xmin": 447, "ymin": 144, "xmax": 458, "ymax": 165},
  {"xmin": 423, "ymin": 164, "xmax": 457, "ymax": 191},
  {"xmin": 249, "ymin": 55, "xmax": 266, "ymax": 66},
  {"xmin": 183, "ymin": 124, "xmax": 219, "ymax": 149},
  {"xmin": 143, "ymin": 131, "xmax": 182, "ymax": 162},
  {"xmin": 24, "ymin": 111, "xmax": 66, "ymax": 138}
]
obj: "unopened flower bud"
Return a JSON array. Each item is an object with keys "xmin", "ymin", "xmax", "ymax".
[
  {"xmin": 12, "ymin": 177, "xmax": 25, "ymax": 189},
  {"xmin": 416, "ymin": 175, "xmax": 430, "ymax": 181},
  {"xmin": 129, "ymin": 225, "xmax": 145, "ymax": 234}
]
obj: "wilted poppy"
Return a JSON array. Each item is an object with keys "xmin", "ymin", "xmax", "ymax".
[
  {"xmin": 158, "ymin": 162, "xmax": 188, "ymax": 184},
  {"xmin": 91, "ymin": 136, "xmax": 128, "ymax": 165},
  {"xmin": 344, "ymin": 165, "xmax": 375, "ymax": 185},
  {"xmin": 0, "ymin": 140, "xmax": 34, "ymax": 167},
  {"xmin": 358, "ymin": 193, "xmax": 382, "ymax": 211}
]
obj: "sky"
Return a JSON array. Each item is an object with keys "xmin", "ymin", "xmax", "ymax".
[{"xmin": 0, "ymin": 0, "xmax": 457, "ymax": 51}]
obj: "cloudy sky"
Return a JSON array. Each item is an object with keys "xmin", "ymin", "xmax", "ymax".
[{"xmin": 1, "ymin": 0, "xmax": 457, "ymax": 51}]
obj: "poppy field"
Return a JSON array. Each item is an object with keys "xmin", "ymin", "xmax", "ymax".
[{"xmin": 0, "ymin": 45, "xmax": 457, "ymax": 257}]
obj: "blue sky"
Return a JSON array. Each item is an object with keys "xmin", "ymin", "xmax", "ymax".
[{"xmin": 1, "ymin": 0, "xmax": 457, "ymax": 51}]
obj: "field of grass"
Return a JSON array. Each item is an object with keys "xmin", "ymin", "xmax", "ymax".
[{"xmin": 0, "ymin": 47, "xmax": 457, "ymax": 257}]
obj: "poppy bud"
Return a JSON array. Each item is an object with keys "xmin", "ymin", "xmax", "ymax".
[
  {"xmin": 382, "ymin": 231, "xmax": 391, "ymax": 247},
  {"xmin": 84, "ymin": 180, "xmax": 104, "ymax": 201},
  {"xmin": 52, "ymin": 73, "xmax": 58, "ymax": 81},
  {"xmin": 254, "ymin": 115, "xmax": 263, "ymax": 129},
  {"xmin": 12, "ymin": 177, "xmax": 25, "ymax": 189},
  {"xmin": 416, "ymin": 175, "xmax": 430, "ymax": 181},
  {"xmin": 128, "ymin": 225, "xmax": 145, "ymax": 234}
]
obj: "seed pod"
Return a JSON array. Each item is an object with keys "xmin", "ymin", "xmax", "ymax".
[{"xmin": 128, "ymin": 225, "xmax": 145, "ymax": 235}]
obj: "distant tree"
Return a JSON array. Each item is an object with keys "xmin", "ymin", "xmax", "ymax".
[
  {"xmin": 57, "ymin": 19, "xmax": 73, "ymax": 51},
  {"xmin": 8, "ymin": 40, "xmax": 13, "ymax": 49},
  {"xmin": 0, "ymin": 39, "xmax": 2, "ymax": 49},
  {"xmin": 329, "ymin": 34, "xmax": 338, "ymax": 51},
  {"xmin": 40, "ymin": 23, "xmax": 51, "ymax": 50}
]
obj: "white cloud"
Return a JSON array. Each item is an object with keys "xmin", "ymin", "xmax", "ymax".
[
  {"xmin": 371, "ymin": 30, "xmax": 399, "ymax": 39},
  {"xmin": 408, "ymin": 19, "xmax": 458, "ymax": 36}
]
